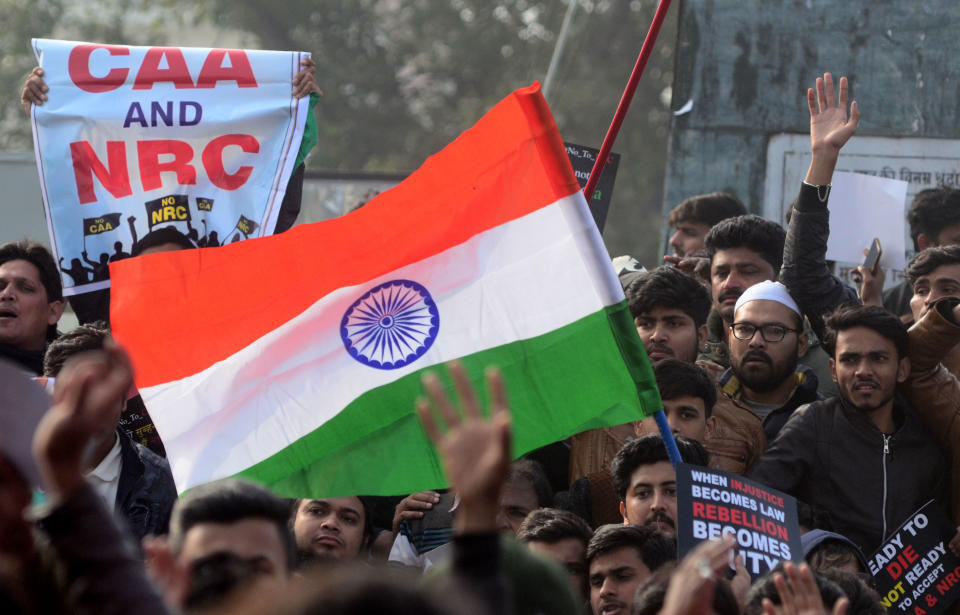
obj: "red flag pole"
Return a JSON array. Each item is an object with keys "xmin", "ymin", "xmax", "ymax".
[
  {"xmin": 582, "ymin": 0, "xmax": 673, "ymax": 201},
  {"xmin": 581, "ymin": 0, "xmax": 680, "ymax": 465}
]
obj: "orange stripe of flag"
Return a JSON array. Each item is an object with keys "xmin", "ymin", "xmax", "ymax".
[{"xmin": 111, "ymin": 83, "xmax": 579, "ymax": 388}]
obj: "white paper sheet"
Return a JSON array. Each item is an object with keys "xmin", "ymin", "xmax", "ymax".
[{"xmin": 825, "ymin": 171, "xmax": 909, "ymax": 270}]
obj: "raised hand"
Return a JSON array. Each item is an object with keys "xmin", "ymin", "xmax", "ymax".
[
  {"xmin": 392, "ymin": 491, "xmax": 441, "ymax": 535},
  {"xmin": 661, "ymin": 536, "xmax": 736, "ymax": 615},
  {"xmin": 762, "ymin": 562, "xmax": 848, "ymax": 615},
  {"xmin": 31, "ymin": 343, "xmax": 133, "ymax": 502},
  {"xmin": 417, "ymin": 361, "xmax": 511, "ymax": 534},
  {"xmin": 805, "ymin": 73, "xmax": 860, "ymax": 186},
  {"xmin": 808, "ymin": 73, "xmax": 860, "ymax": 155},
  {"xmin": 850, "ymin": 248, "xmax": 886, "ymax": 308}
]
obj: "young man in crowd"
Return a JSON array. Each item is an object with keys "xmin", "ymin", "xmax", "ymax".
[
  {"xmin": 707, "ymin": 281, "xmax": 820, "ymax": 474},
  {"xmin": 774, "ymin": 72, "xmax": 959, "ymax": 555},
  {"xmin": 883, "ymin": 187, "xmax": 960, "ymax": 318},
  {"xmin": 517, "ymin": 507, "xmax": 594, "ymax": 600},
  {"xmin": 610, "ymin": 434, "xmax": 708, "ymax": 535},
  {"xmin": 749, "ymin": 305, "xmax": 946, "ymax": 555},
  {"xmin": 899, "ymin": 289, "xmax": 960, "ymax": 556},
  {"xmin": 625, "ymin": 265, "xmax": 711, "ymax": 365},
  {"xmin": 901, "ymin": 246, "xmax": 960, "ymax": 376},
  {"xmin": 586, "ymin": 524, "xmax": 675, "ymax": 615},
  {"xmin": 148, "ymin": 478, "xmax": 300, "ymax": 613},
  {"xmin": 0, "ymin": 241, "xmax": 65, "ymax": 375},
  {"xmin": 291, "ymin": 496, "xmax": 372, "ymax": 564},
  {"xmin": 43, "ymin": 323, "xmax": 176, "ymax": 541},
  {"xmin": 570, "ymin": 266, "xmax": 713, "ymax": 482},
  {"xmin": 635, "ymin": 358, "xmax": 716, "ymax": 444},
  {"xmin": 665, "ymin": 192, "xmax": 747, "ymax": 258},
  {"xmin": 20, "ymin": 346, "xmax": 173, "ymax": 615}
]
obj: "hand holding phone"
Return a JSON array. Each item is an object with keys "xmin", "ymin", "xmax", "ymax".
[{"xmin": 863, "ymin": 238, "xmax": 882, "ymax": 275}]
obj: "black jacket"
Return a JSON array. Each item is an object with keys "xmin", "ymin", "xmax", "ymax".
[
  {"xmin": 748, "ymin": 396, "xmax": 947, "ymax": 556},
  {"xmin": 116, "ymin": 430, "xmax": 177, "ymax": 541},
  {"xmin": 778, "ymin": 182, "xmax": 859, "ymax": 340}
]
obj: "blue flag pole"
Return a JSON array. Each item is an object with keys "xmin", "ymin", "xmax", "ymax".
[{"xmin": 653, "ymin": 409, "xmax": 683, "ymax": 466}]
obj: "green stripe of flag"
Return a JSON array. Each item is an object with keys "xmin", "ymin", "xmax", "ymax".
[{"xmin": 235, "ymin": 301, "xmax": 660, "ymax": 498}]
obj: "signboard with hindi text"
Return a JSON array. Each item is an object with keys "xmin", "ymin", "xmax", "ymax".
[
  {"xmin": 764, "ymin": 134, "xmax": 960, "ymax": 290},
  {"xmin": 677, "ymin": 463, "xmax": 802, "ymax": 580},
  {"xmin": 29, "ymin": 39, "xmax": 310, "ymax": 295},
  {"xmin": 870, "ymin": 501, "xmax": 960, "ymax": 615}
]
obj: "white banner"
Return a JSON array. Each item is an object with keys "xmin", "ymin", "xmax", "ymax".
[{"xmin": 29, "ymin": 39, "xmax": 310, "ymax": 295}]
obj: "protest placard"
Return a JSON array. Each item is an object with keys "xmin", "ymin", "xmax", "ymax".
[
  {"xmin": 677, "ymin": 463, "xmax": 802, "ymax": 580},
  {"xmin": 564, "ymin": 142, "xmax": 620, "ymax": 233},
  {"xmin": 29, "ymin": 39, "xmax": 311, "ymax": 295},
  {"xmin": 870, "ymin": 501, "xmax": 960, "ymax": 615}
]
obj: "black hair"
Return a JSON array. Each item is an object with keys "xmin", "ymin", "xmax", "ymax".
[
  {"xmin": 906, "ymin": 245, "xmax": 960, "ymax": 287},
  {"xmin": 906, "ymin": 188, "xmax": 960, "ymax": 251},
  {"xmin": 624, "ymin": 265, "xmax": 712, "ymax": 328},
  {"xmin": 131, "ymin": 226, "xmax": 196, "ymax": 257},
  {"xmin": 796, "ymin": 500, "xmax": 834, "ymax": 533},
  {"xmin": 819, "ymin": 569, "xmax": 885, "ymax": 615},
  {"xmin": 744, "ymin": 565, "xmax": 845, "ymax": 615},
  {"xmin": 43, "ymin": 321, "xmax": 108, "ymax": 376},
  {"xmin": 654, "ymin": 359, "xmax": 716, "ymax": 419},
  {"xmin": 822, "ymin": 304, "xmax": 908, "ymax": 360},
  {"xmin": 169, "ymin": 479, "xmax": 297, "ymax": 573},
  {"xmin": 0, "ymin": 240, "xmax": 63, "ymax": 341},
  {"xmin": 517, "ymin": 507, "xmax": 593, "ymax": 545},
  {"xmin": 290, "ymin": 496, "xmax": 376, "ymax": 554},
  {"xmin": 807, "ymin": 540, "xmax": 864, "ymax": 574},
  {"xmin": 509, "ymin": 459, "xmax": 553, "ymax": 508},
  {"xmin": 586, "ymin": 524, "xmax": 675, "ymax": 572},
  {"xmin": 610, "ymin": 434, "xmax": 708, "ymax": 501},
  {"xmin": 704, "ymin": 214, "xmax": 786, "ymax": 274},
  {"xmin": 668, "ymin": 192, "xmax": 747, "ymax": 229},
  {"xmin": 284, "ymin": 562, "xmax": 469, "ymax": 615},
  {"xmin": 632, "ymin": 566, "xmax": 739, "ymax": 615}
]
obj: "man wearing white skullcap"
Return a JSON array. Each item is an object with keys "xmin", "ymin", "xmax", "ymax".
[{"xmin": 705, "ymin": 281, "xmax": 821, "ymax": 475}]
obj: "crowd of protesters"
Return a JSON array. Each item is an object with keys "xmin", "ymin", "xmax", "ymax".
[{"xmin": 3, "ymin": 64, "xmax": 960, "ymax": 615}]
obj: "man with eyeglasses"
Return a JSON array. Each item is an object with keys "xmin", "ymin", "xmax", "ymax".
[{"xmin": 707, "ymin": 280, "xmax": 821, "ymax": 475}]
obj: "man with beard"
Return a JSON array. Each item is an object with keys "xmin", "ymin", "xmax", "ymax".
[
  {"xmin": 610, "ymin": 434, "xmax": 709, "ymax": 534},
  {"xmin": 624, "ymin": 266, "xmax": 711, "ymax": 365},
  {"xmin": 708, "ymin": 281, "xmax": 821, "ymax": 474},
  {"xmin": 749, "ymin": 305, "xmax": 946, "ymax": 556}
]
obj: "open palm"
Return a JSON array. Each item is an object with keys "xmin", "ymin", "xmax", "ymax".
[{"xmin": 808, "ymin": 73, "xmax": 860, "ymax": 153}]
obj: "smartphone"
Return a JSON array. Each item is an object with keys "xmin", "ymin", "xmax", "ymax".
[{"xmin": 863, "ymin": 238, "xmax": 882, "ymax": 274}]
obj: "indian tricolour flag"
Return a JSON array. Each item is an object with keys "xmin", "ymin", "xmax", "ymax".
[{"xmin": 110, "ymin": 83, "xmax": 661, "ymax": 497}]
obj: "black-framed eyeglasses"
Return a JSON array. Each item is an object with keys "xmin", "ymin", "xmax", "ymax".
[{"xmin": 730, "ymin": 322, "xmax": 800, "ymax": 342}]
